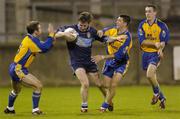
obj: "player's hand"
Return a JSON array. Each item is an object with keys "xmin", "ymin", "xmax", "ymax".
[
  {"xmin": 158, "ymin": 49, "xmax": 164, "ymax": 59},
  {"xmin": 155, "ymin": 42, "xmax": 161, "ymax": 49},
  {"xmin": 91, "ymin": 55, "xmax": 104, "ymax": 64},
  {"xmin": 97, "ymin": 30, "xmax": 104, "ymax": 38},
  {"xmin": 117, "ymin": 35, "xmax": 128, "ymax": 41},
  {"xmin": 48, "ymin": 23, "xmax": 55, "ymax": 34}
]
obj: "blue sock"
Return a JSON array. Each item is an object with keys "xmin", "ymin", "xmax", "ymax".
[
  {"xmin": 101, "ymin": 102, "xmax": 109, "ymax": 109},
  {"xmin": 152, "ymin": 86, "xmax": 160, "ymax": 95},
  {"xmin": 8, "ymin": 91, "xmax": 17, "ymax": 108},
  {"xmin": 159, "ymin": 91, "xmax": 165, "ymax": 101},
  {"xmin": 32, "ymin": 92, "xmax": 41, "ymax": 109}
]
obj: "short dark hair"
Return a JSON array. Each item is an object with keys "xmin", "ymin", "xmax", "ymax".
[
  {"xmin": 78, "ymin": 12, "xmax": 93, "ymax": 23},
  {"xmin": 120, "ymin": 15, "xmax": 131, "ymax": 26},
  {"xmin": 145, "ymin": 4, "xmax": 157, "ymax": 11},
  {"xmin": 26, "ymin": 21, "xmax": 40, "ymax": 34}
]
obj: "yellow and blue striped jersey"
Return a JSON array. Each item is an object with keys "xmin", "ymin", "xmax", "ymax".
[
  {"xmin": 138, "ymin": 18, "xmax": 169, "ymax": 52},
  {"xmin": 103, "ymin": 26, "xmax": 132, "ymax": 61},
  {"xmin": 14, "ymin": 34, "xmax": 54, "ymax": 68}
]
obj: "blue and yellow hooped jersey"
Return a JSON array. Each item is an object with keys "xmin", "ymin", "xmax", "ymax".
[
  {"xmin": 103, "ymin": 26, "xmax": 132, "ymax": 62},
  {"xmin": 14, "ymin": 33, "xmax": 54, "ymax": 68},
  {"xmin": 138, "ymin": 18, "xmax": 169, "ymax": 52}
]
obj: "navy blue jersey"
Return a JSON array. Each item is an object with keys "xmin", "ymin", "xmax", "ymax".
[{"xmin": 58, "ymin": 25, "xmax": 107, "ymax": 64}]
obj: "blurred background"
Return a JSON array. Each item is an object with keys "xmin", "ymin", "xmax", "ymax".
[{"xmin": 0, "ymin": 0, "xmax": 180, "ymax": 86}]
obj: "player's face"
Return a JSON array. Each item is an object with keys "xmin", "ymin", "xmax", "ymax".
[
  {"xmin": 116, "ymin": 17, "xmax": 126, "ymax": 29},
  {"xmin": 78, "ymin": 21, "xmax": 89, "ymax": 32},
  {"xmin": 35, "ymin": 24, "xmax": 42, "ymax": 36},
  {"xmin": 145, "ymin": 7, "xmax": 157, "ymax": 21}
]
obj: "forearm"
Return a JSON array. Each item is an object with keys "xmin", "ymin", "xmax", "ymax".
[
  {"xmin": 160, "ymin": 42, "xmax": 165, "ymax": 50},
  {"xmin": 141, "ymin": 40, "xmax": 156, "ymax": 48},
  {"xmin": 55, "ymin": 32, "xmax": 76, "ymax": 42},
  {"xmin": 106, "ymin": 36, "xmax": 118, "ymax": 43},
  {"xmin": 102, "ymin": 54, "xmax": 114, "ymax": 60}
]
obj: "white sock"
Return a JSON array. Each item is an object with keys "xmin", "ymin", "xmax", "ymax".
[
  {"xmin": 32, "ymin": 107, "xmax": 39, "ymax": 112},
  {"xmin": 7, "ymin": 106, "xmax": 14, "ymax": 111}
]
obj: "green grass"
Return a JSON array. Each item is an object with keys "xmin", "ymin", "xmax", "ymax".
[{"xmin": 0, "ymin": 86, "xmax": 180, "ymax": 119}]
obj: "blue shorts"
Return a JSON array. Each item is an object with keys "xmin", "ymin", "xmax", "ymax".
[
  {"xmin": 71, "ymin": 61, "xmax": 98, "ymax": 73},
  {"xmin": 9, "ymin": 63, "xmax": 29, "ymax": 82},
  {"xmin": 142, "ymin": 52, "xmax": 160, "ymax": 70},
  {"xmin": 102, "ymin": 61, "xmax": 128, "ymax": 78}
]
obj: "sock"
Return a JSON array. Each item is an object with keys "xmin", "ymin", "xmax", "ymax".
[
  {"xmin": 8, "ymin": 91, "xmax": 18, "ymax": 109},
  {"xmin": 81, "ymin": 102, "xmax": 88, "ymax": 109},
  {"xmin": 101, "ymin": 102, "xmax": 109, "ymax": 109},
  {"xmin": 152, "ymin": 86, "xmax": 160, "ymax": 95},
  {"xmin": 32, "ymin": 92, "xmax": 41, "ymax": 109},
  {"xmin": 159, "ymin": 91, "xmax": 165, "ymax": 101}
]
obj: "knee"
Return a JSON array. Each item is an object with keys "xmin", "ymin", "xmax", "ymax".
[
  {"xmin": 146, "ymin": 74, "xmax": 152, "ymax": 79},
  {"xmin": 35, "ymin": 83, "xmax": 43, "ymax": 92},
  {"xmin": 82, "ymin": 82, "xmax": 89, "ymax": 89},
  {"xmin": 147, "ymin": 65, "xmax": 157, "ymax": 79},
  {"xmin": 103, "ymin": 83, "xmax": 110, "ymax": 89},
  {"xmin": 111, "ymin": 82, "xmax": 118, "ymax": 89},
  {"xmin": 146, "ymin": 71, "xmax": 155, "ymax": 79},
  {"xmin": 13, "ymin": 89, "xmax": 21, "ymax": 95},
  {"xmin": 95, "ymin": 81, "xmax": 103, "ymax": 88}
]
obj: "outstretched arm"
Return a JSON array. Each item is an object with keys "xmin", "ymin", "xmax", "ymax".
[
  {"xmin": 55, "ymin": 31, "xmax": 76, "ymax": 42},
  {"xmin": 97, "ymin": 30, "xmax": 127, "ymax": 43},
  {"xmin": 92, "ymin": 35, "xmax": 131, "ymax": 64},
  {"xmin": 55, "ymin": 27, "xmax": 78, "ymax": 42},
  {"xmin": 30, "ymin": 24, "xmax": 55, "ymax": 53},
  {"xmin": 91, "ymin": 54, "xmax": 114, "ymax": 64}
]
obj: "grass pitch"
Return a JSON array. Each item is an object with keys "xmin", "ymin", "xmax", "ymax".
[{"xmin": 0, "ymin": 86, "xmax": 180, "ymax": 119}]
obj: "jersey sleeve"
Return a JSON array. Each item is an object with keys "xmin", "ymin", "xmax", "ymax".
[
  {"xmin": 137, "ymin": 21, "xmax": 146, "ymax": 45},
  {"xmin": 159, "ymin": 22, "xmax": 170, "ymax": 44},
  {"xmin": 56, "ymin": 25, "xmax": 75, "ymax": 32},
  {"xmin": 30, "ymin": 35, "xmax": 54, "ymax": 53},
  {"xmin": 92, "ymin": 28, "xmax": 108, "ymax": 42},
  {"xmin": 114, "ymin": 35, "xmax": 131, "ymax": 61}
]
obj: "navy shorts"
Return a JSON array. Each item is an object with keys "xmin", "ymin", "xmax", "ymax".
[
  {"xmin": 9, "ymin": 63, "xmax": 29, "ymax": 82},
  {"xmin": 71, "ymin": 61, "xmax": 98, "ymax": 73},
  {"xmin": 142, "ymin": 52, "xmax": 160, "ymax": 70}
]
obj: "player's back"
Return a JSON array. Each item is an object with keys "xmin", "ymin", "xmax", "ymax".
[{"xmin": 14, "ymin": 34, "xmax": 41, "ymax": 68}]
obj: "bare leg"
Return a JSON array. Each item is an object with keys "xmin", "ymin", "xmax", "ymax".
[
  {"xmin": 21, "ymin": 73, "xmax": 43, "ymax": 113},
  {"xmin": 147, "ymin": 64, "xmax": 166, "ymax": 108},
  {"xmin": 5, "ymin": 81, "xmax": 22, "ymax": 112},
  {"xmin": 75, "ymin": 68, "xmax": 89, "ymax": 112},
  {"xmin": 21, "ymin": 73, "xmax": 43, "ymax": 93},
  {"xmin": 88, "ymin": 72, "xmax": 106, "ymax": 98},
  {"xmin": 107, "ymin": 73, "xmax": 122, "ymax": 103},
  {"xmin": 147, "ymin": 64, "xmax": 159, "ymax": 86}
]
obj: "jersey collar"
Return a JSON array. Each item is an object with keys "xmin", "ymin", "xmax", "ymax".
[{"xmin": 146, "ymin": 18, "xmax": 157, "ymax": 26}]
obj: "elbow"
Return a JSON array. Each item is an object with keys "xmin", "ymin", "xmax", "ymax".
[
  {"xmin": 41, "ymin": 45, "xmax": 53, "ymax": 53},
  {"xmin": 55, "ymin": 32, "xmax": 64, "ymax": 39}
]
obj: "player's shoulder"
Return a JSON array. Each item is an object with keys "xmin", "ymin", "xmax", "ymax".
[
  {"xmin": 86, "ymin": 26, "xmax": 98, "ymax": 34},
  {"xmin": 139, "ymin": 19, "xmax": 146, "ymax": 27},
  {"xmin": 57, "ymin": 24, "xmax": 77, "ymax": 32},
  {"xmin": 89, "ymin": 26, "xmax": 97, "ymax": 31},
  {"xmin": 68, "ymin": 24, "xmax": 77, "ymax": 29},
  {"xmin": 20, "ymin": 35, "xmax": 32, "ymax": 47},
  {"xmin": 103, "ymin": 25, "xmax": 116, "ymax": 32},
  {"xmin": 25, "ymin": 34, "xmax": 41, "ymax": 46},
  {"xmin": 125, "ymin": 31, "xmax": 132, "ymax": 41},
  {"xmin": 156, "ymin": 19, "xmax": 168, "ymax": 29},
  {"xmin": 22, "ymin": 35, "xmax": 31, "ymax": 43}
]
